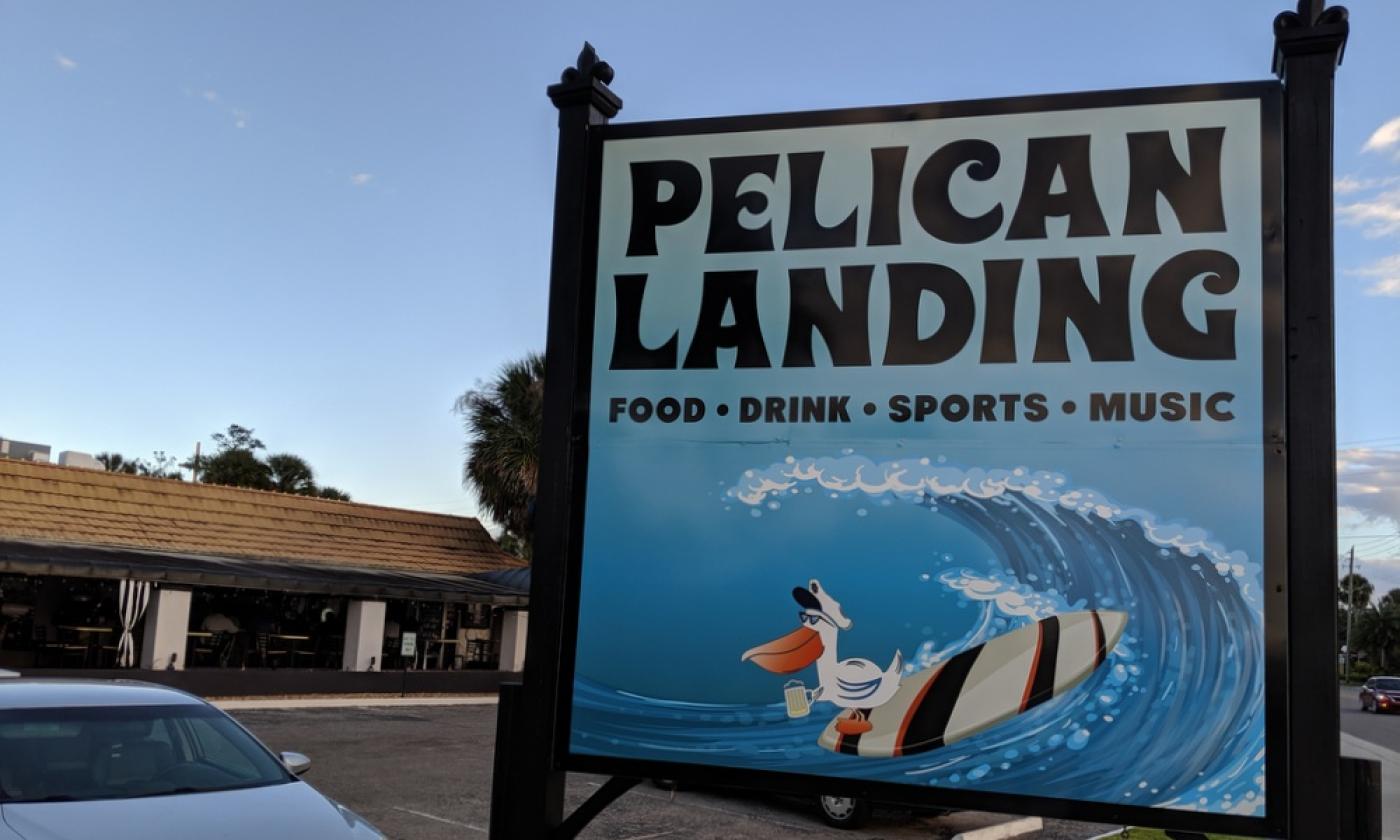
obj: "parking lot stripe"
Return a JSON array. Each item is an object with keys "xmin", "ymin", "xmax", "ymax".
[{"xmin": 392, "ymin": 806, "xmax": 487, "ymax": 832}]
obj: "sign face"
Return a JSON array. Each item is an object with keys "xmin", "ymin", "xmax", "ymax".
[
  {"xmin": 400, "ymin": 632, "xmax": 417, "ymax": 659},
  {"xmin": 562, "ymin": 83, "xmax": 1282, "ymax": 835}
]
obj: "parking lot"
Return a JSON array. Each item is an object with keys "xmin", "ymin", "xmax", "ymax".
[{"xmin": 232, "ymin": 703, "xmax": 1113, "ymax": 839}]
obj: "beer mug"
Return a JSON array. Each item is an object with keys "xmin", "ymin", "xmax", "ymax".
[{"xmin": 784, "ymin": 679, "xmax": 815, "ymax": 718}]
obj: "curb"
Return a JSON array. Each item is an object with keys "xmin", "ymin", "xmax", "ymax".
[
  {"xmin": 214, "ymin": 695, "xmax": 499, "ymax": 710},
  {"xmin": 951, "ymin": 816, "xmax": 1044, "ymax": 840}
]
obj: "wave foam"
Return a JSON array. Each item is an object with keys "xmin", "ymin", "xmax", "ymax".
[{"xmin": 727, "ymin": 454, "xmax": 1255, "ymax": 579}]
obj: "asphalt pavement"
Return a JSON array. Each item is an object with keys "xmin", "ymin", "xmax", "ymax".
[
  {"xmin": 1342, "ymin": 684, "xmax": 1400, "ymax": 753},
  {"xmin": 231, "ymin": 703, "xmax": 1112, "ymax": 840}
]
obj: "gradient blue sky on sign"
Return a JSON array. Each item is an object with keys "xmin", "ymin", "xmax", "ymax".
[{"xmin": 2, "ymin": 1, "xmax": 1399, "ymax": 584}]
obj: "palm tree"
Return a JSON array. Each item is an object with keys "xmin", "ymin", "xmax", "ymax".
[
  {"xmin": 266, "ymin": 453, "xmax": 316, "ymax": 495},
  {"xmin": 1359, "ymin": 604, "xmax": 1400, "ymax": 670},
  {"xmin": 95, "ymin": 452, "xmax": 140, "ymax": 474},
  {"xmin": 455, "ymin": 353, "xmax": 544, "ymax": 558}
]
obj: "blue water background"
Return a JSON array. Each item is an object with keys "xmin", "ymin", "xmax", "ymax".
[{"xmin": 572, "ymin": 452, "xmax": 1265, "ymax": 817}]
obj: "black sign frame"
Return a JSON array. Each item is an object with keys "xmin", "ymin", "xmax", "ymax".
[{"xmin": 549, "ymin": 81, "xmax": 1288, "ymax": 839}]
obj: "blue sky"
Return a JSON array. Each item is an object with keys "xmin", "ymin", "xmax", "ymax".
[{"xmin": 2, "ymin": 1, "xmax": 1399, "ymax": 584}]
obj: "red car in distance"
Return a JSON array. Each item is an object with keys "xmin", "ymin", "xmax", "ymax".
[{"xmin": 1359, "ymin": 676, "xmax": 1400, "ymax": 713}]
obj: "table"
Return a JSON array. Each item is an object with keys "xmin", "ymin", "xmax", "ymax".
[
  {"xmin": 58, "ymin": 626, "xmax": 113, "ymax": 667},
  {"xmin": 426, "ymin": 638, "xmax": 461, "ymax": 670},
  {"xmin": 270, "ymin": 634, "xmax": 312, "ymax": 667}
]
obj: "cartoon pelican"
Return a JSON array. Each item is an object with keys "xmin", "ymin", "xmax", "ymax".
[{"xmin": 741, "ymin": 579, "xmax": 903, "ymax": 735}]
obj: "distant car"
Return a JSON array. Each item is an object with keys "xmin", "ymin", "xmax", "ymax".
[
  {"xmin": 0, "ymin": 671, "xmax": 18, "ymax": 679},
  {"xmin": 1359, "ymin": 676, "xmax": 1400, "ymax": 713},
  {"xmin": 0, "ymin": 679, "xmax": 384, "ymax": 839}
]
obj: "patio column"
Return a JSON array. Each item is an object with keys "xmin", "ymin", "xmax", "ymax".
[
  {"xmin": 499, "ymin": 609, "xmax": 527, "ymax": 672},
  {"xmin": 343, "ymin": 600, "xmax": 385, "ymax": 672},
  {"xmin": 139, "ymin": 587, "xmax": 191, "ymax": 671}
]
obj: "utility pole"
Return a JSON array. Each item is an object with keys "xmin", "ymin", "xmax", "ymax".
[{"xmin": 1345, "ymin": 545, "xmax": 1356, "ymax": 682}]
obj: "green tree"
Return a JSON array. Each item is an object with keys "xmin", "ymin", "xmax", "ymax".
[
  {"xmin": 1358, "ymin": 603, "xmax": 1400, "ymax": 670},
  {"xmin": 212, "ymin": 424, "xmax": 264, "ymax": 454},
  {"xmin": 266, "ymin": 453, "xmax": 316, "ymax": 495},
  {"xmin": 199, "ymin": 448, "xmax": 273, "ymax": 490},
  {"xmin": 95, "ymin": 452, "xmax": 140, "ymax": 474},
  {"xmin": 1340, "ymin": 573, "xmax": 1374, "ymax": 610},
  {"xmin": 455, "ymin": 353, "xmax": 544, "ymax": 559},
  {"xmin": 137, "ymin": 450, "xmax": 182, "ymax": 480},
  {"xmin": 186, "ymin": 425, "xmax": 349, "ymax": 500}
]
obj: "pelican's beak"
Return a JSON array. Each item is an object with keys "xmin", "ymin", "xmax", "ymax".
[{"xmin": 741, "ymin": 626, "xmax": 824, "ymax": 673}]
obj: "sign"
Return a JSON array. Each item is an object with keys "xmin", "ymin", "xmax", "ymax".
[
  {"xmin": 559, "ymin": 83, "xmax": 1283, "ymax": 836},
  {"xmin": 400, "ymin": 632, "xmax": 417, "ymax": 659}
]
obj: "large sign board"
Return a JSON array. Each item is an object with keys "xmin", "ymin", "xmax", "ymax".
[{"xmin": 560, "ymin": 83, "xmax": 1283, "ymax": 836}]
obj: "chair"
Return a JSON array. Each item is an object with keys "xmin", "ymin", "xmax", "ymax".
[
  {"xmin": 287, "ymin": 641, "xmax": 316, "ymax": 669},
  {"xmin": 39, "ymin": 627, "xmax": 88, "ymax": 667},
  {"xmin": 213, "ymin": 631, "xmax": 237, "ymax": 667},
  {"xmin": 190, "ymin": 635, "xmax": 217, "ymax": 667},
  {"xmin": 31, "ymin": 626, "xmax": 51, "ymax": 667},
  {"xmin": 98, "ymin": 631, "xmax": 120, "ymax": 668},
  {"xmin": 58, "ymin": 629, "xmax": 90, "ymax": 667},
  {"xmin": 318, "ymin": 636, "xmax": 344, "ymax": 670},
  {"xmin": 381, "ymin": 637, "xmax": 402, "ymax": 671},
  {"xmin": 255, "ymin": 633, "xmax": 287, "ymax": 668}
]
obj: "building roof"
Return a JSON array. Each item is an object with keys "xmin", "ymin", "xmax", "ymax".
[{"xmin": 0, "ymin": 459, "xmax": 525, "ymax": 600}]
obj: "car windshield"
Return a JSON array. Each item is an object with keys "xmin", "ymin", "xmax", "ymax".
[
  {"xmin": 1374, "ymin": 678, "xmax": 1400, "ymax": 691},
  {"xmin": 0, "ymin": 703, "xmax": 292, "ymax": 804}
]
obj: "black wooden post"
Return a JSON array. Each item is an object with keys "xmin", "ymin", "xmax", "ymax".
[
  {"xmin": 491, "ymin": 44, "xmax": 621, "ymax": 839},
  {"xmin": 1272, "ymin": 2, "xmax": 1348, "ymax": 838}
]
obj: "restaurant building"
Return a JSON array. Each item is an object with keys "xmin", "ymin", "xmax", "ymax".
[{"xmin": 0, "ymin": 459, "xmax": 528, "ymax": 694}]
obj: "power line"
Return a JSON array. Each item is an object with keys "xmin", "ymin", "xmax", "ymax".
[{"xmin": 1339, "ymin": 435, "xmax": 1400, "ymax": 447}]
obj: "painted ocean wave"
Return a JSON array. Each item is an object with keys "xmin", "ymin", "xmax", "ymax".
[{"xmin": 572, "ymin": 454, "xmax": 1266, "ymax": 816}]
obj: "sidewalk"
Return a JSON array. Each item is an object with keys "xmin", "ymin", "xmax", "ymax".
[
  {"xmin": 1342, "ymin": 731, "xmax": 1399, "ymax": 840},
  {"xmin": 212, "ymin": 694, "xmax": 499, "ymax": 710}
]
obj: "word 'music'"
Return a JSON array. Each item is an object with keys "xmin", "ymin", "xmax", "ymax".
[{"xmin": 608, "ymin": 127, "xmax": 1251, "ymax": 371}]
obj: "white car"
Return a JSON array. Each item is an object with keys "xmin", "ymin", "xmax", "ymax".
[{"xmin": 0, "ymin": 679, "xmax": 383, "ymax": 839}]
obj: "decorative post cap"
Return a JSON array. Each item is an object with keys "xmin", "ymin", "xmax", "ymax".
[
  {"xmin": 547, "ymin": 42, "xmax": 622, "ymax": 117},
  {"xmin": 1273, "ymin": 1, "xmax": 1349, "ymax": 78}
]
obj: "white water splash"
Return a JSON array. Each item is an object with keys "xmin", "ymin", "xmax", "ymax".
[{"xmin": 726, "ymin": 454, "xmax": 1259, "ymax": 610}]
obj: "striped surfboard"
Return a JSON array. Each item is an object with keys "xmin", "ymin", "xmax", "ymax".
[{"xmin": 818, "ymin": 610, "xmax": 1127, "ymax": 758}]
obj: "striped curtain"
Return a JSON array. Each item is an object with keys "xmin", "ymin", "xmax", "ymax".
[{"xmin": 116, "ymin": 580, "xmax": 152, "ymax": 668}]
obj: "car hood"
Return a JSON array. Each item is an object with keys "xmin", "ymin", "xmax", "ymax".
[{"xmin": 0, "ymin": 781, "xmax": 381, "ymax": 840}]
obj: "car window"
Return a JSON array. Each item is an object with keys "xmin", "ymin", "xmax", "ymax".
[
  {"xmin": 179, "ymin": 717, "xmax": 266, "ymax": 782},
  {"xmin": 1375, "ymin": 678, "xmax": 1400, "ymax": 691},
  {"xmin": 0, "ymin": 704, "xmax": 291, "ymax": 804}
]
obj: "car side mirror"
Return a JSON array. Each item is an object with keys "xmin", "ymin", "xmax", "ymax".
[{"xmin": 281, "ymin": 751, "xmax": 312, "ymax": 776}]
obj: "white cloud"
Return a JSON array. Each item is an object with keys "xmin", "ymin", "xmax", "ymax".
[
  {"xmin": 1338, "ymin": 188, "xmax": 1400, "ymax": 238},
  {"xmin": 1337, "ymin": 175, "xmax": 1400, "ymax": 195},
  {"xmin": 231, "ymin": 108, "xmax": 249, "ymax": 129},
  {"xmin": 54, "ymin": 53, "xmax": 77, "ymax": 71},
  {"xmin": 1350, "ymin": 255, "xmax": 1400, "ymax": 297},
  {"xmin": 350, "ymin": 173, "xmax": 374, "ymax": 187},
  {"xmin": 1364, "ymin": 116, "xmax": 1400, "ymax": 157},
  {"xmin": 201, "ymin": 89, "xmax": 219, "ymax": 103},
  {"xmin": 1339, "ymin": 449, "xmax": 1400, "ymax": 524}
]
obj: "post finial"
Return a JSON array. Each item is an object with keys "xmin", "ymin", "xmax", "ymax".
[
  {"xmin": 547, "ymin": 41, "xmax": 622, "ymax": 116},
  {"xmin": 1272, "ymin": 1, "xmax": 1349, "ymax": 77}
]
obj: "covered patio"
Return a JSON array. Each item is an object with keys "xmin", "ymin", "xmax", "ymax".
[{"xmin": 0, "ymin": 459, "xmax": 528, "ymax": 691}]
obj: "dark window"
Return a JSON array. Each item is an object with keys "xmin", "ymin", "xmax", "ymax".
[{"xmin": 0, "ymin": 704, "xmax": 291, "ymax": 803}]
